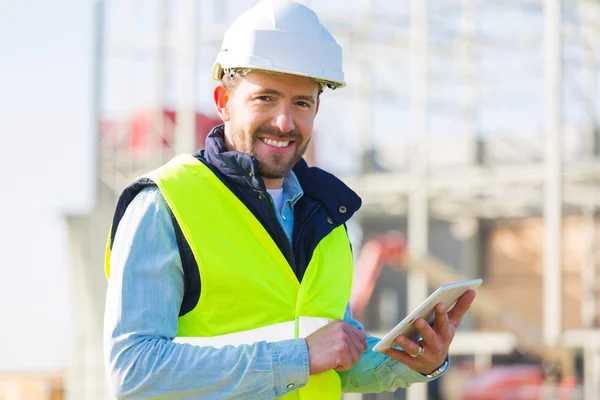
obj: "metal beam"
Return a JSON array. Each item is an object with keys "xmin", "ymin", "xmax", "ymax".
[
  {"xmin": 407, "ymin": 0, "xmax": 429, "ymax": 398},
  {"xmin": 543, "ymin": 0, "xmax": 563, "ymax": 347},
  {"xmin": 341, "ymin": 159, "xmax": 600, "ymax": 194},
  {"xmin": 339, "ymin": 161, "xmax": 600, "ymax": 204},
  {"xmin": 456, "ymin": 0, "xmax": 481, "ymax": 320},
  {"xmin": 458, "ymin": 0, "xmax": 480, "ymax": 165},
  {"xmin": 583, "ymin": 346, "xmax": 600, "ymax": 399},
  {"xmin": 581, "ymin": 208, "xmax": 598, "ymax": 329},
  {"xmin": 153, "ymin": 0, "xmax": 168, "ymax": 167},
  {"xmin": 579, "ymin": 0, "xmax": 599, "ymax": 156},
  {"xmin": 91, "ymin": 0, "xmax": 105, "ymax": 204},
  {"xmin": 174, "ymin": 0, "xmax": 197, "ymax": 154},
  {"xmin": 356, "ymin": 0, "xmax": 374, "ymax": 174}
]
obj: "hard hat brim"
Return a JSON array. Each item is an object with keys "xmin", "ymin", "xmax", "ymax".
[{"xmin": 211, "ymin": 62, "xmax": 346, "ymax": 90}]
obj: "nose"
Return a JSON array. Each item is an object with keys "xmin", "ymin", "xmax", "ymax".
[{"xmin": 273, "ymin": 104, "xmax": 295, "ymax": 133}]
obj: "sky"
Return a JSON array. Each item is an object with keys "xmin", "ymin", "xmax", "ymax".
[
  {"xmin": 0, "ymin": 0, "xmax": 598, "ymax": 374},
  {"xmin": 0, "ymin": 0, "xmax": 94, "ymax": 370}
]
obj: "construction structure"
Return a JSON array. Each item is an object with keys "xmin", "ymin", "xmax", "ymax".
[{"xmin": 64, "ymin": 0, "xmax": 600, "ymax": 399}]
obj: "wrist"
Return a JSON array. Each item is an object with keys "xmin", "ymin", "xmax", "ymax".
[{"xmin": 420, "ymin": 357, "xmax": 450, "ymax": 378}]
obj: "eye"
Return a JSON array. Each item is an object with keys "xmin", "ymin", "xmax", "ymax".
[
  {"xmin": 256, "ymin": 96, "xmax": 272, "ymax": 102},
  {"xmin": 296, "ymin": 101, "xmax": 311, "ymax": 108}
]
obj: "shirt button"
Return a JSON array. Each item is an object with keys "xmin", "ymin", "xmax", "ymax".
[
  {"xmin": 327, "ymin": 217, "xmax": 334, "ymax": 224},
  {"xmin": 287, "ymin": 383, "xmax": 295, "ymax": 389},
  {"xmin": 339, "ymin": 206, "xmax": 347, "ymax": 214},
  {"xmin": 282, "ymin": 215, "xmax": 287, "ymax": 221},
  {"xmin": 258, "ymin": 193, "xmax": 264, "ymax": 200}
]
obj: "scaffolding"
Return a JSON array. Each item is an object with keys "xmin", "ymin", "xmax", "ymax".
[{"xmin": 66, "ymin": 0, "xmax": 600, "ymax": 399}]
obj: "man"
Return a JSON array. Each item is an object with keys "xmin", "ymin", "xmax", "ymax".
[{"xmin": 103, "ymin": 1, "xmax": 476, "ymax": 399}]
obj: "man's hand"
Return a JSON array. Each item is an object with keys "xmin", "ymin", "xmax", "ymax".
[
  {"xmin": 305, "ymin": 319, "xmax": 368, "ymax": 375},
  {"xmin": 381, "ymin": 289, "xmax": 476, "ymax": 375}
]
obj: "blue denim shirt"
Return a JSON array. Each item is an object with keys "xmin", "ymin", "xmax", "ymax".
[
  {"xmin": 104, "ymin": 172, "xmax": 437, "ymax": 400},
  {"xmin": 271, "ymin": 172, "xmax": 303, "ymax": 241}
]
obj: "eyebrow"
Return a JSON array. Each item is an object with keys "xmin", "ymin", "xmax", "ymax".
[
  {"xmin": 255, "ymin": 88, "xmax": 316, "ymax": 105},
  {"xmin": 294, "ymin": 95, "xmax": 316, "ymax": 105}
]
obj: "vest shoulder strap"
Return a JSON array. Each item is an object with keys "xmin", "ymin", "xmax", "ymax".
[{"xmin": 111, "ymin": 178, "xmax": 199, "ymax": 317}]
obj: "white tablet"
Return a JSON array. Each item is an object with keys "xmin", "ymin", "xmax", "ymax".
[{"xmin": 372, "ymin": 278, "xmax": 482, "ymax": 352}]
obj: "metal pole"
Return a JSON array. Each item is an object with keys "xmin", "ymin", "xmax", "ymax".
[
  {"xmin": 175, "ymin": 0, "xmax": 197, "ymax": 154},
  {"xmin": 583, "ymin": 344, "xmax": 600, "ymax": 400},
  {"xmin": 578, "ymin": 0, "xmax": 598, "ymax": 157},
  {"xmin": 581, "ymin": 206, "xmax": 597, "ymax": 399},
  {"xmin": 357, "ymin": 0, "xmax": 373, "ymax": 174},
  {"xmin": 92, "ymin": 0, "xmax": 105, "ymax": 203},
  {"xmin": 126, "ymin": 0, "xmax": 137, "ymax": 180},
  {"xmin": 407, "ymin": 0, "xmax": 429, "ymax": 398},
  {"xmin": 356, "ymin": 66, "xmax": 375, "ymax": 173},
  {"xmin": 581, "ymin": 207, "xmax": 597, "ymax": 329},
  {"xmin": 154, "ymin": 0, "xmax": 168, "ymax": 165},
  {"xmin": 456, "ymin": 0, "xmax": 480, "ymax": 330},
  {"xmin": 543, "ymin": 0, "xmax": 563, "ymax": 347},
  {"xmin": 458, "ymin": 0, "xmax": 479, "ymax": 165},
  {"xmin": 65, "ymin": 7, "xmax": 106, "ymax": 400}
]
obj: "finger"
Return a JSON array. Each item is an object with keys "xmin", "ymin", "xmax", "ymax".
[
  {"xmin": 393, "ymin": 336, "xmax": 423, "ymax": 358},
  {"xmin": 414, "ymin": 318, "xmax": 437, "ymax": 346},
  {"xmin": 334, "ymin": 362, "xmax": 351, "ymax": 372},
  {"xmin": 433, "ymin": 302, "xmax": 451, "ymax": 340},
  {"xmin": 447, "ymin": 290, "xmax": 476, "ymax": 328},
  {"xmin": 348, "ymin": 329, "xmax": 368, "ymax": 356},
  {"xmin": 350, "ymin": 327, "xmax": 368, "ymax": 351},
  {"xmin": 383, "ymin": 346, "xmax": 447, "ymax": 377},
  {"xmin": 334, "ymin": 349, "xmax": 354, "ymax": 371},
  {"xmin": 348, "ymin": 345, "xmax": 361, "ymax": 365},
  {"xmin": 381, "ymin": 347, "xmax": 420, "ymax": 367},
  {"xmin": 346, "ymin": 332, "xmax": 362, "ymax": 364}
]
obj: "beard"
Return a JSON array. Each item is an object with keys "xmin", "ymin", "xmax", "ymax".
[{"xmin": 235, "ymin": 125, "xmax": 311, "ymax": 179}]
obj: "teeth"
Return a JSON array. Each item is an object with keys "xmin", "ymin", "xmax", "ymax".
[{"xmin": 261, "ymin": 138, "xmax": 290, "ymax": 148}]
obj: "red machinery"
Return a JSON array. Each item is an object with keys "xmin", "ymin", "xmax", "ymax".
[{"xmin": 101, "ymin": 109, "xmax": 223, "ymax": 154}]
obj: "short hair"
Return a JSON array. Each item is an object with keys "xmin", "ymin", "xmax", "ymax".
[
  {"xmin": 221, "ymin": 68, "xmax": 324, "ymax": 98},
  {"xmin": 221, "ymin": 69, "xmax": 244, "ymax": 94}
]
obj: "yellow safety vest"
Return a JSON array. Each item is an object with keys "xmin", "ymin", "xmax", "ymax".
[{"xmin": 105, "ymin": 154, "xmax": 354, "ymax": 399}]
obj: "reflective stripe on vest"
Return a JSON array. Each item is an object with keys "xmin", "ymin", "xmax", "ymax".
[{"xmin": 174, "ymin": 316, "xmax": 331, "ymax": 348}]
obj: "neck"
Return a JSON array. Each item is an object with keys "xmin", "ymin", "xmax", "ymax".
[{"xmin": 263, "ymin": 177, "xmax": 284, "ymax": 190}]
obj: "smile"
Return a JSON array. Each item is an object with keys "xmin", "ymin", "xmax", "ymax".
[{"xmin": 260, "ymin": 138, "xmax": 291, "ymax": 148}]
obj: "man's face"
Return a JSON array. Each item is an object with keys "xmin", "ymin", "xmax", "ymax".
[{"xmin": 220, "ymin": 71, "xmax": 320, "ymax": 180}]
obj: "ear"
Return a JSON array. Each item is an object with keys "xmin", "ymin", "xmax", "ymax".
[{"xmin": 214, "ymin": 83, "xmax": 231, "ymax": 122}]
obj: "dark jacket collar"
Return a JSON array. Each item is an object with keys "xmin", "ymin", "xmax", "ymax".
[
  {"xmin": 202, "ymin": 125, "xmax": 265, "ymax": 191},
  {"xmin": 197, "ymin": 125, "xmax": 362, "ymax": 222}
]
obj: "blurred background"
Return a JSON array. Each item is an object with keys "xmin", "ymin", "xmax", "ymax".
[{"xmin": 1, "ymin": 0, "xmax": 599, "ymax": 399}]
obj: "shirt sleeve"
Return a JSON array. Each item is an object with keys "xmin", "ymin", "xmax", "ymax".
[
  {"xmin": 338, "ymin": 304, "xmax": 447, "ymax": 393},
  {"xmin": 103, "ymin": 187, "xmax": 309, "ymax": 400}
]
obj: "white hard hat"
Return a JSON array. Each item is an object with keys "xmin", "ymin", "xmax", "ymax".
[{"xmin": 211, "ymin": 0, "xmax": 346, "ymax": 90}]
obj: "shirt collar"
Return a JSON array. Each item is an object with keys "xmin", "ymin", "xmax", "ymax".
[{"xmin": 282, "ymin": 170, "xmax": 304, "ymax": 209}]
